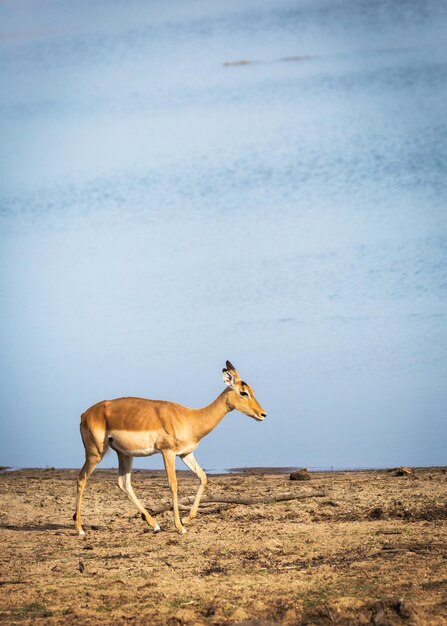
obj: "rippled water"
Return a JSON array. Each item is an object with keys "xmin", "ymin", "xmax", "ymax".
[{"xmin": 1, "ymin": 1, "xmax": 446, "ymax": 469}]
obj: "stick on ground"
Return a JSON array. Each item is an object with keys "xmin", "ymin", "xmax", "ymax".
[{"xmin": 148, "ymin": 491, "xmax": 327, "ymax": 515}]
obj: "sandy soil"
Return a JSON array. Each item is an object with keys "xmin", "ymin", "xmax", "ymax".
[{"xmin": 0, "ymin": 466, "xmax": 446, "ymax": 625}]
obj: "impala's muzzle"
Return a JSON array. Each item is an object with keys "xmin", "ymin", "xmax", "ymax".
[{"xmin": 253, "ymin": 411, "xmax": 267, "ymax": 421}]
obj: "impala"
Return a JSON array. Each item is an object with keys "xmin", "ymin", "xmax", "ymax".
[{"xmin": 74, "ymin": 361, "xmax": 266, "ymax": 535}]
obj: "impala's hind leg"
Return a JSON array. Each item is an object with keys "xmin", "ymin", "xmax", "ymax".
[
  {"xmin": 117, "ymin": 453, "xmax": 160, "ymax": 532},
  {"xmin": 74, "ymin": 452, "xmax": 101, "ymax": 535},
  {"xmin": 74, "ymin": 413, "xmax": 107, "ymax": 536}
]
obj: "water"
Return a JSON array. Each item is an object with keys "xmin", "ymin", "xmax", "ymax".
[{"xmin": 1, "ymin": 1, "xmax": 446, "ymax": 470}]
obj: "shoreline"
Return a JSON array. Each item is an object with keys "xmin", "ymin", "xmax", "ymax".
[{"xmin": 1, "ymin": 464, "xmax": 446, "ymax": 475}]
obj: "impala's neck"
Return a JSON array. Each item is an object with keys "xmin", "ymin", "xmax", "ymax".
[{"xmin": 192, "ymin": 389, "xmax": 234, "ymax": 441}]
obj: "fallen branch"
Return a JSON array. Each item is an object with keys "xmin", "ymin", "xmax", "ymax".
[
  {"xmin": 0, "ymin": 580, "xmax": 30, "ymax": 586},
  {"xmin": 148, "ymin": 491, "xmax": 327, "ymax": 515},
  {"xmin": 380, "ymin": 542, "xmax": 447, "ymax": 553}
]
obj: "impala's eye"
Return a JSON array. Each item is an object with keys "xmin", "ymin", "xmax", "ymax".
[{"xmin": 240, "ymin": 391, "xmax": 249, "ymax": 397}]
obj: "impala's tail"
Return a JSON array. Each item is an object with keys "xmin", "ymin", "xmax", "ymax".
[{"xmin": 80, "ymin": 401, "xmax": 109, "ymax": 459}]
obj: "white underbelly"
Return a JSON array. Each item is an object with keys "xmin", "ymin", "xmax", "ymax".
[
  {"xmin": 108, "ymin": 430, "xmax": 158, "ymax": 457},
  {"xmin": 120, "ymin": 446, "xmax": 158, "ymax": 457}
]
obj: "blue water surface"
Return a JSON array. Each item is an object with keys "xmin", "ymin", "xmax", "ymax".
[{"xmin": 0, "ymin": 0, "xmax": 446, "ymax": 469}]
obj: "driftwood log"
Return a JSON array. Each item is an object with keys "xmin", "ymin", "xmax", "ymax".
[
  {"xmin": 395, "ymin": 466, "xmax": 415, "ymax": 477},
  {"xmin": 147, "ymin": 491, "xmax": 327, "ymax": 515},
  {"xmin": 290, "ymin": 468, "xmax": 311, "ymax": 481}
]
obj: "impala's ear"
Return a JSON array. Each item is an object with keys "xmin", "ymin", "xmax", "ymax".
[
  {"xmin": 226, "ymin": 360, "xmax": 236, "ymax": 373},
  {"xmin": 223, "ymin": 360, "xmax": 240, "ymax": 388},
  {"xmin": 222, "ymin": 368, "xmax": 236, "ymax": 388}
]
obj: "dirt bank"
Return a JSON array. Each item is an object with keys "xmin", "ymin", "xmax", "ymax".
[{"xmin": 0, "ymin": 467, "xmax": 446, "ymax": 625}]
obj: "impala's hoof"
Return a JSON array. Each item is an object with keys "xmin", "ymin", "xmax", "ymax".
[
  {"xmin": 178, "ymin": 526, "xmax": 187, "ymax": 534},
  {"xmin": 77, "ymin": 529, "xmax": 85, "ymax": 536},
  {"xmin": 181, "ymin": 517, "xmax": 190, "ymax": 526},
  {"xmin": 153, "ymin": 524, "xmax": 161, "ymax": 533}
]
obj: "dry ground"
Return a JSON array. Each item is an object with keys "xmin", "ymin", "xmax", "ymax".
[{"xmin": 0, "ymin": 466, "xmax": 446, "ymax": 625}]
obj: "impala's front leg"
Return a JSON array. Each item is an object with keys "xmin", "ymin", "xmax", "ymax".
[
  {"xmin": 162, "ymin": 450, "xmax": 186, "ymax": 534},
  {"xmin": 180, "ymin": 452, "xmax": 207, "ymax": 525}
]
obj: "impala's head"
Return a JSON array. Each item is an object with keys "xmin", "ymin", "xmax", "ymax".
[{"xmin": 222, "ymin": 360, "xmax": 267, "ymax": 421}]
